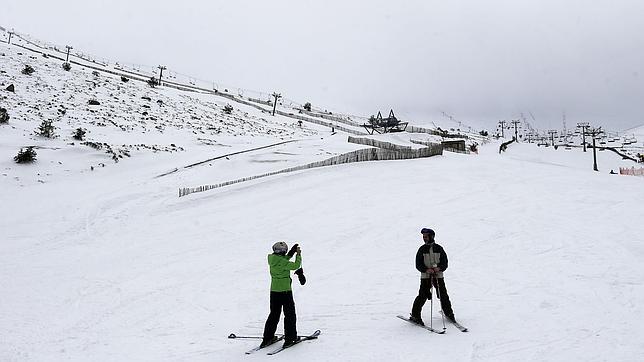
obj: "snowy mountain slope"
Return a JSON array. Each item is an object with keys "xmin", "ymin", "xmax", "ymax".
[
  {"xmin": 2, "ymin": 26, "xmax": 490, "ymax": 142},
  {"xmin": 624, "ymin": 124, "xmax": 644, "ymax": 146},
  {"xmin": 1, "ymin": 42, "xmax": 369, "ymax": 188}
]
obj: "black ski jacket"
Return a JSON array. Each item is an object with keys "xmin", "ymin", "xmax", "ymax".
[{"xmin": 415, "ymin": 242, "xmax": 448, "ymax": 278}]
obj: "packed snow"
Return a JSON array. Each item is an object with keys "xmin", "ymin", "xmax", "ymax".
[{"xmin": 2, "ymin": 35, "xmax": 644, "ymax": 362}]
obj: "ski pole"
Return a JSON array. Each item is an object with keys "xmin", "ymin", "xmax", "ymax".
[
  {"xmin": 429, "ymin": 275, "xmax": 434, "ymax": 331},
  {"xmin": 435, "ymin": 277, "xmax": 446, "ymax": 331},
  {"xmin": 228, "ymin": 333, "xmax": 284, "ymax": 339},
  {"xmin": 228, "ymin": 334, "xmax": 264, "ymax": 339}
]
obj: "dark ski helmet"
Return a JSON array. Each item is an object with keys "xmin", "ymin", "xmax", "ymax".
[
  {"xmin": 272, "ymin": 241, "xmax": 288, "ymax": 255},
  {"xmin": 420, "ymin": 228, "xmax": 435, "ymax": 237}
]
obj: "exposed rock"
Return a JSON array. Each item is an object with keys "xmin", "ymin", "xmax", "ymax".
[
  {"xmin": 21, "ymin": 65, "xmax": 35, "ymax": 75},
  {"xmin": 0, "ymin": 107, "xmax": 9, "ymax": 123},
  {"xmin": 6, "ymin": 84, "xmax": 15, "ymax": 92},
  {"xmin": 88, "ymin": 100, "xmax": 100, "ymax": 106}
]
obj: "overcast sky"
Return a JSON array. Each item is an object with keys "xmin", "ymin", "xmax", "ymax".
[{"xmin": 2, "ymin": 0, "xmax": 643, "ymax": 131}]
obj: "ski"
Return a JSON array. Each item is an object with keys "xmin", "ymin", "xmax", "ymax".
[
  {"xmin": 440, "ymin": 312, "xmax": 468, "ymax": 332},
  {"xmin": 450, "ymin": 321, "xmax": 468, "ymax": 333},
  {"xmin": 229, "ymin": 333, "xmax": 280, "ymax": 340},
  {"xmin": 397, "ymin": 315, "xmax": 446, "ymax": 334},
  {"xmin": 244, "ymin": 336, "xmax": 285, "ymax": 354},
  {"xmin": 266, "ymin": 330, "xmax": 321, "ymax": 355}
]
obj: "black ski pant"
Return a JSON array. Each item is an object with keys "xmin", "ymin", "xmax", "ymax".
[
  {"xmin": 411, "ymin": 277, "xmax": 454, "ymax": 319},
  {"xmin": 263, "ymin": 291, "xmax": 297, "ymax": 341}
]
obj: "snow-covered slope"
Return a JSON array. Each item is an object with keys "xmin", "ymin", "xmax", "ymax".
[
  {"xmin": 0, "ymin": 41, "xmax": 367, "ymax": 189},
  {"xmin": 2, "ymin": 136, "xmax": 644, "ymax": 361},
  {"xmin": 624, "ymin": 124, "xmax": 644, "ymax": 143},
  {"xmin": 2, "ymin": 34, "xmax": 644, "ymax": 362}
]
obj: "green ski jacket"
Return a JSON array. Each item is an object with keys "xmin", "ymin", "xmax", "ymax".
[{"xmin": 268, "ymin": 253, "xmax": 302, "ymax": 292}]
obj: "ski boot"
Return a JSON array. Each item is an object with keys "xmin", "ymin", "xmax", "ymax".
[
  {"xmin": 409, "ymin": 314, "xmax": 425, "ymax": 326},
  {"xmin": 283, "ymin": 336, "xmax": 301, "ymax": 348},
  {"xmin": 260, "ymin": 335, "xmax": 279, "ymax": 348}
]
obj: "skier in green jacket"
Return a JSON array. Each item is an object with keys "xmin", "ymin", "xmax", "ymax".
[{"xmin": 261, "ymin": 241, "xmax": 303, "ymax": 348}]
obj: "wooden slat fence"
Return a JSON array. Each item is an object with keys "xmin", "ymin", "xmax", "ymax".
[
  {"xmin": 348, "ymin": 136, "xmax": 413, "ymax": 151},
  {"xmin": 406, "ymin": 125, "xmax": 469, "ymax": 139},
  {"xmin": 299, "ymin": 110, "xmax": 362, "ymax": 127},
  {"xmin": 619, "ymin": 167, "xmax": 644, "ymax": 176},
  {"xmin": 178, "ymin": 143, "xmax": 443, "ymax": 197},
  {"xmin": 411, "ymin": 139, "xmax": 470, "ymax": 153},
  {"xmin": 273, "ymin": 110, "xmax": 366, "ymax": 135}
]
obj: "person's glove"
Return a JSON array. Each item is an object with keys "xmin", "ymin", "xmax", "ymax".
[
  {"xmin": 287, "ymin": 243, "xmax": 299, "ymax": 258},
  {"xmin": 427, "ymin": 267, "xmax": 440, "ymax": 274},
  {"xmin": 294, "ymin": 268, "xmax": 306, "ymax": 285}
]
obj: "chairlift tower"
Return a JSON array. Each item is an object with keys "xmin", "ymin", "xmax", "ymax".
[
  {"xmin": 511, "ymin": 120, "xmax": 521, "ymax": 141},
  {"xmin": 272, "ymin": 92, "xmax": 282, "ymax": 116},
  {"xmin": 525, "ymin": 132, "xmax": 534, "ymax": 143},
  {"xmin": 577, "ymin": 122, "xmax": 590, "ymax": 152},
  {"xmin": 65, "ymin": 45, "xmax": 73, "ymax": 62},
  {"xmin": 562, "ymin": 111, "xmax": 567, "ymax": 136},
  {"xmin": 497, "ymin": 120, "xmax": 507, "ymax": 138},
  {"xmin": 587, "ymin": 127, "xmax": 604, "ymax": 171},
  {"xmin": 547, "ymin": 130, "xmax": 557, "ymax": 146},
  {"xmin": 157, "ymin": 65, "xmax": 167, "ymax": 86}
]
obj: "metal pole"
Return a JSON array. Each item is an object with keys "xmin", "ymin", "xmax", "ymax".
[
  {"xmin": 547, "ymin": 130, "xmax": 557, "ymax": 146},
  {"xmin": 434, "ymin": 276, "xmax": 446, "ymax": 331},
  {"xmin": 498, "ymin": 120, "xmax": 507, "ymax": 138},
  {"xmin": 587, "ymin": 127, "xmax": 602, "ymax": 171},
  {"xmin": 582, "ymin": 127, "xmax": 587, "ymax": 152},
  {"xmin": 65, "ymin": 45, "xmax": 73, "ymax": 62},
  {"xmin": 511, "ymin": 120, "xmax": 520, "ymax": 141},
  {"xmin": 158, "ymin": 65, "xmax": 166, "ymax": 86},
  {"xmin": 272, "ymin": 92, "xmax": 281, "ymax": 116},
  {"xmin": 429, "ymin": 276, "xmax": 434, "ymax": 331},
  {"xmin": 592, "ymin": 136, "xmax": 598, "ymax": 171},
  {"xmin": 577, "ymin": 122, "xmax": 589, "ymax": 152}
]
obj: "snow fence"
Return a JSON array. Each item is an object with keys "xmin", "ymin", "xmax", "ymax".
[
  {"xmin": 347, "ymin": 136, "xmax": 412, "ymax": 151},
  {"xmin": 178, "ymin": 138, "xmax": 442, "ymax": 197},
  {"xmin": 619, "ymin": 167, "xmax": 644, "ymax": 176}
]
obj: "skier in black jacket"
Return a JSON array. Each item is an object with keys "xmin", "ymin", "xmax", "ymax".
[{"xmin": 409, "ymin": 228, "xmax": 456, "ymax": 325}]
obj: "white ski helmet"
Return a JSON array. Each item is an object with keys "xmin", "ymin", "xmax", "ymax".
[{"xmin": 272, "ymin": 241, "xmax": 288, "ymax": 255}]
